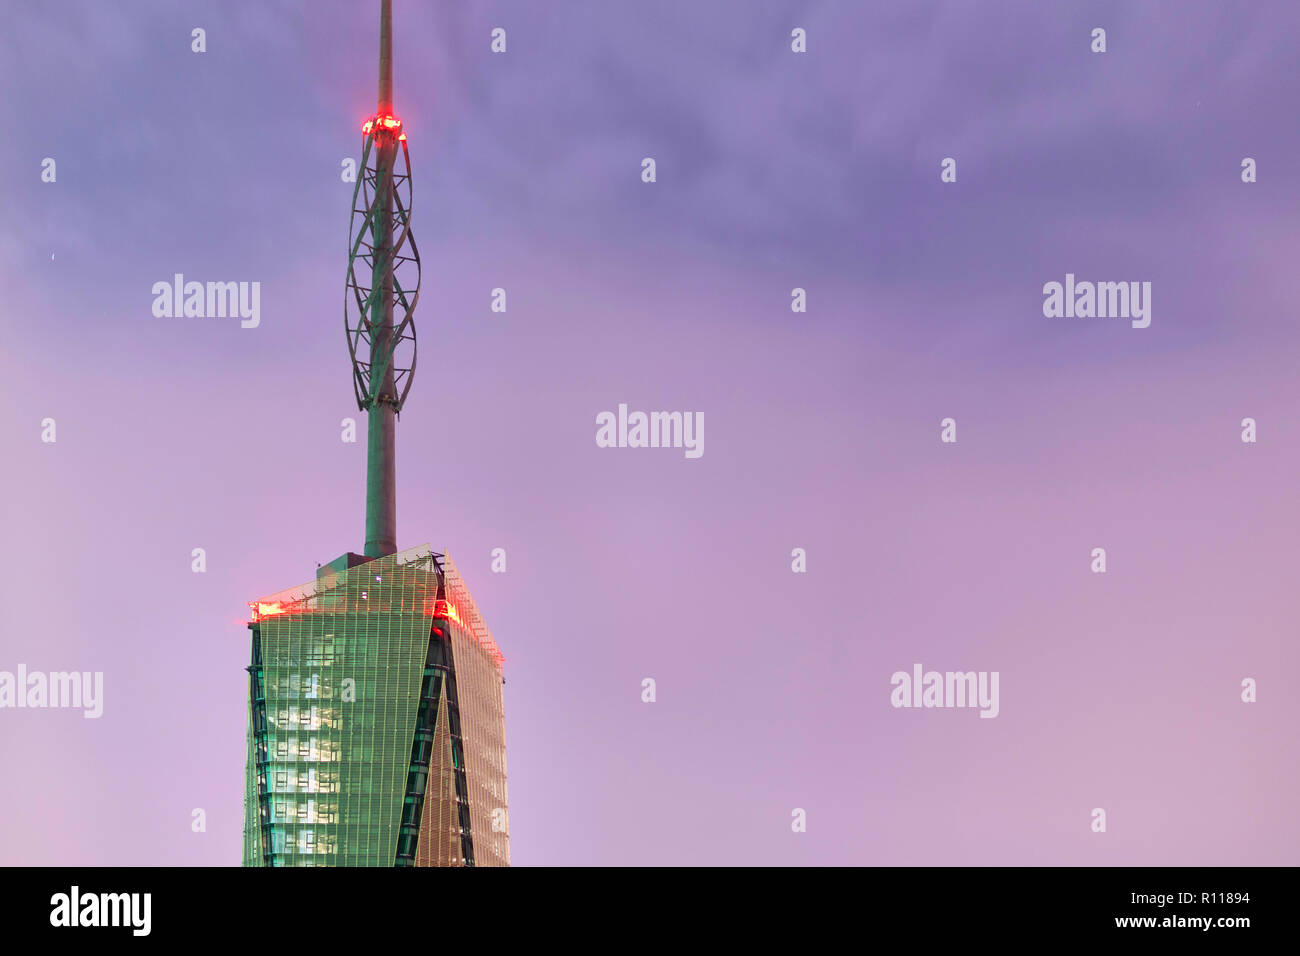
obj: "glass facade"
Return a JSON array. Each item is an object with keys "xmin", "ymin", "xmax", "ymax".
[
  {"xmin": 242, "ymin": 544, "xmax": 507, "ymax": 867},
  {"xmin": 442, "ymin": 554, "xmax": 510, "ymax": 866}
]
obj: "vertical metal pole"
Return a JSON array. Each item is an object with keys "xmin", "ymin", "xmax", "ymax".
[
  {"xmin": 365, "ymin": 0, "xmax": 398, "ymax": 558},
  {"xmin": 377, "ymin": 0, "xmax": 393, "ymax": 114}
]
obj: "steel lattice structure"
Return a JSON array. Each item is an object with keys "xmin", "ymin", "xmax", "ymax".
[{"xmin": 345, "ymin": 120, "xmax": 419, "ymax": 417}]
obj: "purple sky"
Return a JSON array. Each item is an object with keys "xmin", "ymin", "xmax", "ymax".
[{"xmin": 2, "ymin": 0, "xmax": 1298, "ymax": 865}]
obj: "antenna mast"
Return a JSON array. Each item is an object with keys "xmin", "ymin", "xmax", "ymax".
[{"xmin": 345, "ymin": 0, "xmax": 421, "ymax": 558}]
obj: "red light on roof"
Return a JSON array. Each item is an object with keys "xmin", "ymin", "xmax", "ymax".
[
  {"xmin": 424, "ymin": 597, "xmax": 505, "ymax": 670},
  {"xmin": 251, "ymin": 601, "xmax": 285, "ymax": 621}
]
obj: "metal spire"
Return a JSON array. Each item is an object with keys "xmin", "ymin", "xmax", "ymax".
[
  {"xmin": 346, "ymin": 0, "xmax": 421, "ymax": 559},
  {"xmin": 378, "ymin": 0, "xmax": 392, "ymax": 113}
]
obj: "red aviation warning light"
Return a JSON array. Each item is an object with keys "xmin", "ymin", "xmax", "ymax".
[
  {"xmin": 362, "ymin": 113, "xmax": 404, "ymax": 137},
  {"xmin": 251, "ymin": 601, "xmax": 286, "ymax": 621},
  {"xmin": 426, "ymin": 594, "xmax": 506, "ymax": 669},
  {"xmin": 431, "ymin": 599, "xmax": 460, "ymax": 622}
]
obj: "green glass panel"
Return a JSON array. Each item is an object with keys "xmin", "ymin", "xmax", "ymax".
[{"xmin": 242, "ymin": 555, "xmax": 435, "ymax": 866}]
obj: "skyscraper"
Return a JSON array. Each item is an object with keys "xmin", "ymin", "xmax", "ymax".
[{"xmin": 241, "ymin": 1, "xmax": 508, "ymax": 868}]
